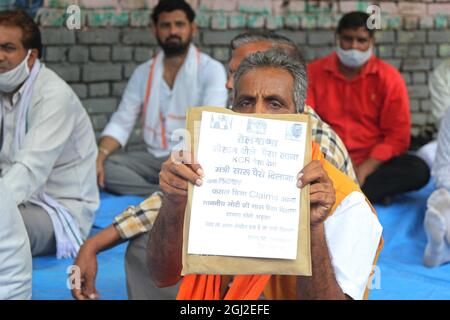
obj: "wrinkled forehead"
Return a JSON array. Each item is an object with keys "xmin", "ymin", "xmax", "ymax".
[{"xmin": 236, "ymin": 67, "xmax": 294, "ymax": 97}]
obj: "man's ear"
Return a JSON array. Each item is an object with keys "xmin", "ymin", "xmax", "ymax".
[
  {"xmin": 151, "ymin": 23, "xmax": 157, "ymax": 38},
  {"xmin": 191, "ymin": 22, "xmax": 198, "ymax": 37},
  {"xmin": 27, "ymin": 48, "xmax": 39, "ymax": 69},
  {"xmin": 369, "ymin": 35, "xmax": 375, "ymax": 47},
  {"xmin": 334, "ymin": 33, "xmax": 340, "ymax": 47}
]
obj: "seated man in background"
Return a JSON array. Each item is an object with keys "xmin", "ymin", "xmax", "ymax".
[
  {"xmin": 416, "ymin": 58, "xmax": 450, "ymax": 169},
  {"xmin": 429, "ymin": 58, "xmax": 450, "ymax": 125},
  {"xmin": 424, "ymin": 109, "xmax": 450, "ymax": 268},
  {"xmin": 148, "ymin": 49, "xmax": 383, "ymax": 300},
  {"xmin": 97, "ymin": 0, "xmax": 227, "ymax": 197},
  {"xmin": 0, "ymin": 10, "xmax": 98, "ymax": 259},
  {"xmin": 306, "ymin": 11, "xmax": 429, "ymax": 203},
  {"xmin": 71, "ymin": 31, "xmax": 359, "ymax": 300}
]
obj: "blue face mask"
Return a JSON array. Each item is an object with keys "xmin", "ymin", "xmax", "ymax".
[{"xmin": 336, "ymin": 44, "xmax": 372, "ymax": 68}]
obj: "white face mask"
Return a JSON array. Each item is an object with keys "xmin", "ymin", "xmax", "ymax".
[
  {"xmin": 336, "ymin": 44, "xmax": 372, "ymax": 68},
  {"xmin": 0, "ymin": 50, "xmax": 32, "ymax": 93}
]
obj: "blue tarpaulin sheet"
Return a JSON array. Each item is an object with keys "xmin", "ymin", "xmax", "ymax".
[
  {"xmin": 369, "ymin": 182, "xmax": 450, "ymax": 300},
  {"xmin": 31, "ymin": 184, "xmax": 450, "ymax": 300},
  {"xmin": 32, "ymin": 193, "xmax": 143, "ymax": 300}
]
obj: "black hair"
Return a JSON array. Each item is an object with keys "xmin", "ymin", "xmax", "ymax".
[
  {"xmin": 0, "ymin": 9, "xmax": 42, "ymax": 58},
  {"xmin": 151, "ymin": 0, "xmax": 196, "ymax": 25},
  {"xmin": 337, "ymin": 11, "xmax": 375, "ymax": 37}
]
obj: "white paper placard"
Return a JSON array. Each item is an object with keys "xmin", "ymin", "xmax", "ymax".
[{"xmin": 187, "ymin": 111, "xmax": 307, "ymax": 260}]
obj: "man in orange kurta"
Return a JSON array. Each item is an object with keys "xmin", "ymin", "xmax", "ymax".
[
  {"xmin": 148, "ymin": 49, "xmax": 383, "ymax": 300},
  {"xmin": 306, "ymin": 11, "xmax": 429, "ymax": 203}
]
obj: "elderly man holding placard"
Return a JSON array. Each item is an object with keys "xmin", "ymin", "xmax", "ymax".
[{"xmin": 148, "ymin": 49, "xmax": 383, "ymax": 300}]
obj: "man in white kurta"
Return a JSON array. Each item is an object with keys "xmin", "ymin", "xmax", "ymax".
[
  {"xmin": 97, "ymin": 0, "xmax": 227, "ymax": 197},
  {"xmin": 416, "ymin": 58, "xmax": 450, "ymax": 168},
  {"xmin": 419, "ymin": 59, "xmax": 450, "ymax": 261},
  {"xmin": 0, "ymin": 9, "xmax": 98, "ymax": 276},
  {"xmin": 424, "ymin": 109, "xmax": 450, "ymax": 267},
  {"xmin": 430, "ymin": 58, "xmax": 450, "ymax": 125}
]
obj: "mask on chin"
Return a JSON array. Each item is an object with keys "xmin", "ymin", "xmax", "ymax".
[
  {"xmin": 0, "ymin": 50, "xmax": 32, "ymax": 93},
  {"xmin": 336, "ymin": 44, "xmax": 372, "ymax": 68}
]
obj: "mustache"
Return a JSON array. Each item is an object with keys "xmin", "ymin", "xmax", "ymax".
[{"xmin": 165, "ymin": 36, "xmax": 182, "ymax": 42}]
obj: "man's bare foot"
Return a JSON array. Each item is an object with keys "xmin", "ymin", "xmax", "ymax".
[{"xmin": 423, "ymin": 189, "xmax": 450, "ymax": 267}]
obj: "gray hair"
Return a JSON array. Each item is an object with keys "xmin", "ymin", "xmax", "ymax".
[{"xmin": 233, "ymin": 48, "xmax": 307, "ymax": 113}]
